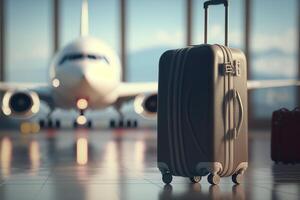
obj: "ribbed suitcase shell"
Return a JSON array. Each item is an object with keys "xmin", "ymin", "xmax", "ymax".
[{"xmin": 157, "ymin": 44, "xmax": 248, "ymax": 183}]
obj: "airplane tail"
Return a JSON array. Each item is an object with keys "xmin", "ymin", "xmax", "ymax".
[{"xmin": 80, "ymin": 0, "xmax": 89, "ymax": 36}]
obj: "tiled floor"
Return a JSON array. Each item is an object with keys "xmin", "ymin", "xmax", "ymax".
[{"xmin": 0, "ymin": 128, "xmax": 299, "ymax": 200}]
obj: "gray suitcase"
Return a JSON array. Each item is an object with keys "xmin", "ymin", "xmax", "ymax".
[{"xmin": 157, "ymin": 0, "xmax": 248, "ymax": 185}]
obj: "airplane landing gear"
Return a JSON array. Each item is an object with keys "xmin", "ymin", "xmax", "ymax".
[
  {"xmin": 39, "ymin": 109, "xmax": 61, "ymax": 129},
  {"xmin": 39, "ymin": 119, "xmax": 61, "ymax": 129},
  {"xmin": 73, "ymin": 110, "xmax": 93, "ymax": 129},
  {"xmin": 109, "ymin": 119, "xmax": 138, "ymax": 129},
  {"xmin": 73, "ymin": 119, "xmax": 93, "ymax": 129},
  {"xmin": 109, "ymin": 106, "xmax": 139, "ymax": 129},
  {"xmin": 87, "ymin": 120, "xmax": 93, "ymax": 128}
]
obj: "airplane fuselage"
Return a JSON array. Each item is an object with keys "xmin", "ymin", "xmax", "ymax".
[{"xmin": 49, "ymin": 37, "xmax": 122, "ymax": 110}]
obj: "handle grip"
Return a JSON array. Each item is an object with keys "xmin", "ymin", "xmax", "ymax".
[
  {"xmin": 232, "ymin": 89, "xmax": 244, "ymax": 139},
  {"xmin": 204, "ymin": 0, "xmax": 228, "ymax": 8},
  {"xmin": 204, "ymin": 0, "xmax": 229, "ymax": 46}
]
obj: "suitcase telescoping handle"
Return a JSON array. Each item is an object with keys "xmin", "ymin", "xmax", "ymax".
[{"xmin": 204, "ymin": 0, "xmax": 229, "ymax": 46}]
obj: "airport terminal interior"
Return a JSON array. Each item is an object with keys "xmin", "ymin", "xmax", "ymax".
[{"xmin": 0, "ymin": 0, "xmax": 300, "ymax": 200}]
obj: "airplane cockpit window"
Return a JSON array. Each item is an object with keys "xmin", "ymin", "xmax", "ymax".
[{"xmin": 59, "ymin": 54, "xmax": 109, "ymax": 65}]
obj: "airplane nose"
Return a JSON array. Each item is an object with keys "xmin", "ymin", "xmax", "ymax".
[
  {"xmin": 56, "ymin": 64, "xmax": 86, "ymax": 88},
  {"xmin": 55, "ymin": 63, "xmax": 118, "ymax": 97},
  {"xmin": 72, "ymin": 68, "xmax": 93, "ymax": 89},
  {"xmin": 73, "ymin": 65, "xmax": 86, "ymax": 80}
]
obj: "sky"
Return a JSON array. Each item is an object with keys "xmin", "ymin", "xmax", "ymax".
[
  {"xmin": 4, "ymin": 0, "xmax": 298, "ymax": 80},
  {"xmin": 3, "ymin": 0, "xmax": 299, "ymax": 118}
]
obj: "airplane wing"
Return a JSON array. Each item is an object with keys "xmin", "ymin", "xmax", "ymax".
[
  {"xmin": 115, "ymin": 82, "xmax": 158, "ymax": 118},
  {"xmin": 116, "ymin": 82, "xmax": 158, "ymax": 99},
  {"xmin": 116, "ymin": 79, "xmax": 300, "ymax": 98},
  {"xmin": 115, "ymin": 80, "xmax": 300, "ymax": 99},
  {"xmin": 247, "ymin": 80, "xmax": 300, "ymax": 90},
  {"xmin": 0, "ymin": 82, "xmax": 48, "ymax": 91}
]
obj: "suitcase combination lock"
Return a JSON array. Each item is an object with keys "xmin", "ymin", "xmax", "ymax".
[{"xmin": 222, "ymin": 61, "xmax": 241, "ymax": 76}]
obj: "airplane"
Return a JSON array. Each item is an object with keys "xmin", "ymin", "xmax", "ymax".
[
  {"xmin": 0, "ymin": 0, "xmax": 300, "ymax": 129},
  {"xmin": 0, "ymin": 0, "xmax": 158, "ymax": 128}
]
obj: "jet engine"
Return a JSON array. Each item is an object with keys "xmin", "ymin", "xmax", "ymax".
[
  {"xmin": 2, "ymin": 91, "xmax": 40, "ymax": 118},
  {"xmin": 134, "ymin": 93, "xmax": 157, "ymax": 118}
]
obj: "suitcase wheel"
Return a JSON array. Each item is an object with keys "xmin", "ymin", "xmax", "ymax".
[
  {"xmin": 162, "ymin": 173, "xmax": 173, "ymax": 184},
  {"xmin": 207, "ymin": 174, "xmax": 220, "ymax": 185},
  {"xmin": 189, "ymin": 176, "xmax": 201, "ymax": 183},
  {"xmin": 232, "ymin": 173, "xmax": 243, "ymax": 184}
]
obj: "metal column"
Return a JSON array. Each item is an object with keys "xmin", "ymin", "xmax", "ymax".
[
  {"xmin": 186, "ymin": 0, "xmax": 193, "ymax": 46},
  {"xmin": 298, "ymin": 0, "xmax": 300, "ymax": 105},
  {"xmin": 245, "ymin": 0, "xmax": 251, "ymax": 79},
  {"xmin": 0, "ymin": 0, "xmax": 5, "ymax": 81},
  {"xmin": 120, "ymin": 0, "xmax": 127, "ymax": 81},
  {"xmin": 244, "ymin": 0, "xmax": 253, "ymax": 126},
  {"xmin": 53, "ymin": 0, "xmax": 60, "ymax": 53}
]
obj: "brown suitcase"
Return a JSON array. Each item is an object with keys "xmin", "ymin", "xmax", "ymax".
[
  {"xmin": 271, "ymin": 108, "xmax": 300, "ymax": 164},
  {"xmin": 157, "ymin": 0, "xmax": 248, "ymax": 185}
]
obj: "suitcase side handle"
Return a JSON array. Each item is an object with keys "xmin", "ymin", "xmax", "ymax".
[
  {"xmin": 232, "ymin": 89, "xmax": 244, "ymax": 139},
  {"xmin": 203, "ymin": 0, "xmax": 229, "ymax": 46}
]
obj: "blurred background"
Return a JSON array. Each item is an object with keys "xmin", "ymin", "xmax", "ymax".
[
  {"xmin": 0, "ymin": 0, "xmax": 299, "ymax": 128},
  {"xmin": 0, "ymin": 1, "xmax": 299, "ymax": 199}
]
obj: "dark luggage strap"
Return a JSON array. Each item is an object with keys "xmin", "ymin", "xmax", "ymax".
[{"xmin": 204, "ymin": 0, "xmax": 229, "ymax": 46}]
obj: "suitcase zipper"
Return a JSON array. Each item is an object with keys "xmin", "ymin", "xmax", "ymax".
[
  {"xmin": 223, "ymin": 46, "xmax": 243, "ymax": 176},
  {"xmin": 216, "ymin": 45, "xmax": 230, "ymax": 176},
  {"xmin": 224, "ymin": 46, "xmax": 235, "ymax": 176},
  {"xmin": 217, "ymin": 45, "xmax": 236, "ymax": 177}
]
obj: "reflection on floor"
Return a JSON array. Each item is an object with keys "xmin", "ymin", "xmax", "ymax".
[{"xmin": 0, "ymin": 129, "xmax": 299, "ymax": 200}]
